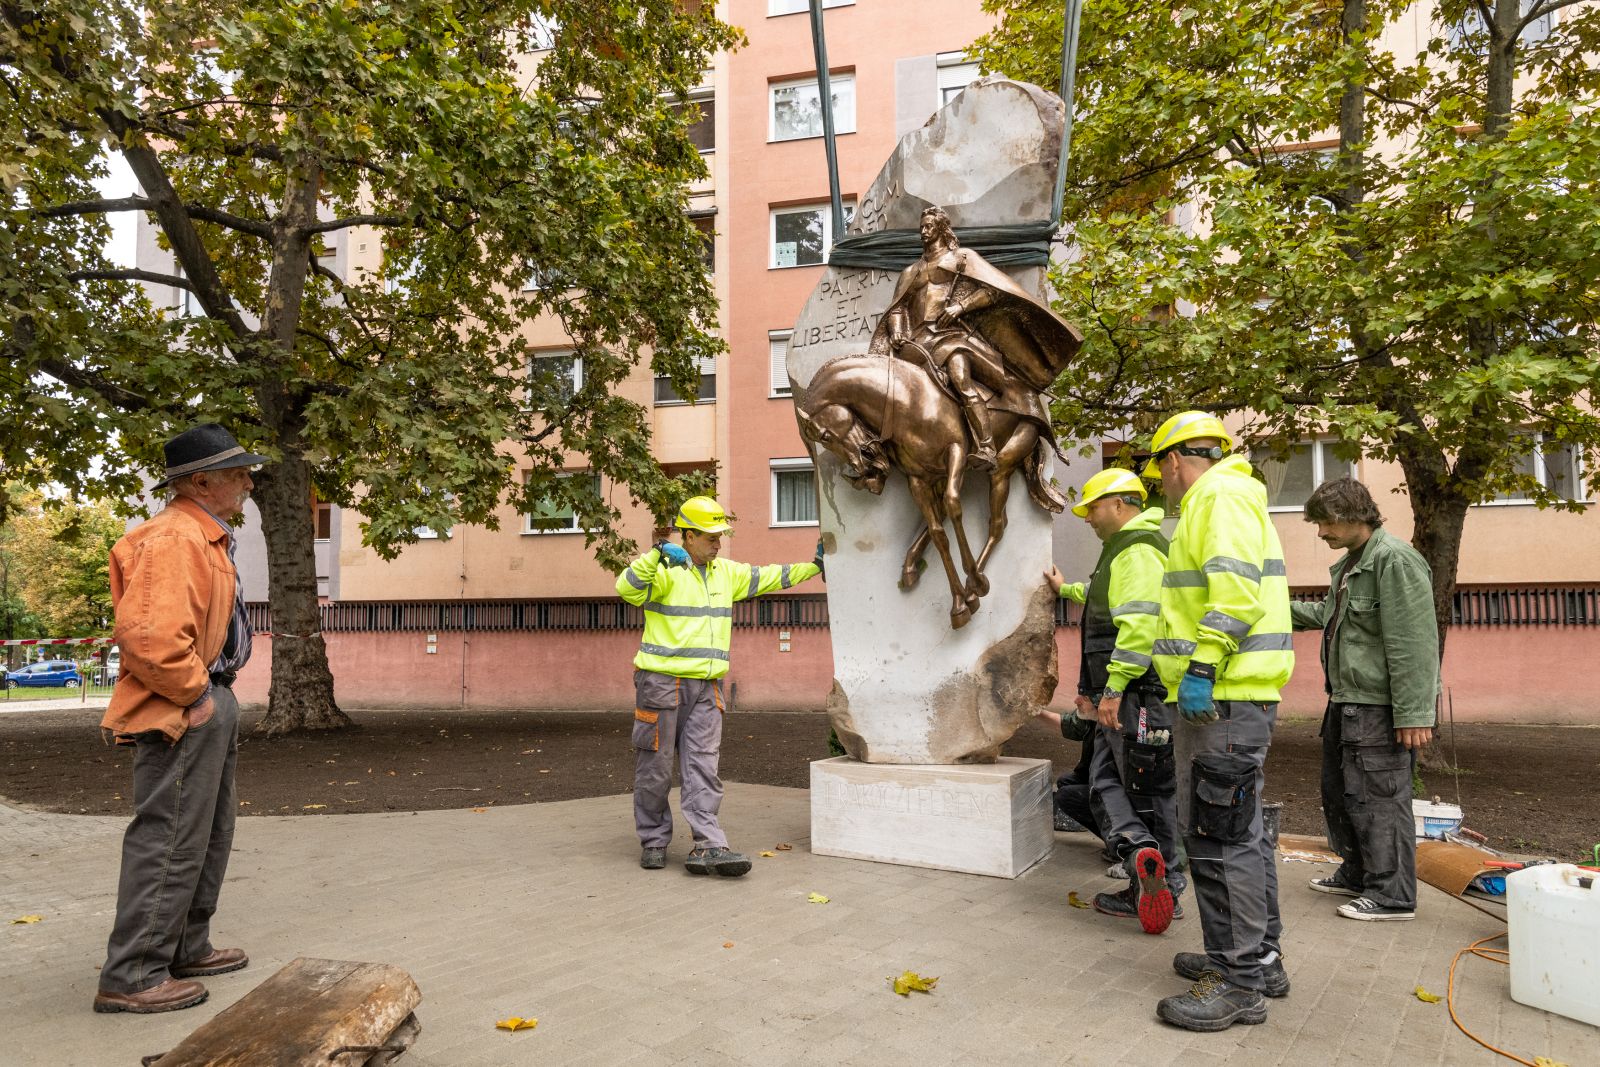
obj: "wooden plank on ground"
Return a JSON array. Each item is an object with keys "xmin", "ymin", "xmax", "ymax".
[{"xmin": 150, "ymin": 957, "xmax": 421, "ymax": 1066}]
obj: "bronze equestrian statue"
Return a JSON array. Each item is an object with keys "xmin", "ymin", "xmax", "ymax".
[{"xmin": 796, "ymin": 206, "xmax": 1082, "ymax": 629}]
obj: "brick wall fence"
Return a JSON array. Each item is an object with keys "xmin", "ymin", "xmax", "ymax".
[{"xmin": 232, "ymin": 588, "xmax": 1600, "ymax": 724}]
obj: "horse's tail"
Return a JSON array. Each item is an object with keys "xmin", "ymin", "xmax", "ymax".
[{"xmin": 1025, "ymin": 435, "xmax": 1069, "ymax": 514}]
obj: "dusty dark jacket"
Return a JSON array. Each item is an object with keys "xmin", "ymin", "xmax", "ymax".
[{"xmin": 1290, "ymin": 528, "xmax": 1440, "ymax": 728}]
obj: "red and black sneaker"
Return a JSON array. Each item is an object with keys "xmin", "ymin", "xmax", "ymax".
[{"xmin": 1132, "ymin": 846, "xmax": 1175, "ymax": 935}]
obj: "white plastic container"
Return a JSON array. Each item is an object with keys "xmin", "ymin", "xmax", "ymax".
[
  {"xmin": 1507, "ymin": 863, "xmax": 1600, "ymax": 1027},
  {"xmin": 1411, "ymin": 798, "xmax": 1463, "ymax": 840}
]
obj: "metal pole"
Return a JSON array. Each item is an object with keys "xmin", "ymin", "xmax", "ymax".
[
  {"xmin": 808, "ymin": 0, "xmax": 845, "ymax": 247},
  {"xmin": 1051, "ymin": 0, "xmax": 1085, "ymax": 225}
]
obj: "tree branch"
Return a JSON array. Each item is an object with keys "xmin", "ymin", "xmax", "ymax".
[
  {"xmin": 306, "ymin": 214, "xmax": 409, "ymax": 234},
  {"xmin": 67, "ymin": 268, "xmax": 190, "ymax": 289},
  {"xmin": 36, "ymin": 196, "xmax": 153, "ymax": 218},
  {"xmin": 184, "ymin": 203, "xmax": 272, "ymax": 239},
  {"xmin": 1516, "ymin": 0, "xmax": 1583, "ymax": 35}
]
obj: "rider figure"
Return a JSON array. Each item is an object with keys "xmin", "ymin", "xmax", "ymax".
[{"xmin": 884, "ymin": 207, "xmax": 1006, "ymax": 472}]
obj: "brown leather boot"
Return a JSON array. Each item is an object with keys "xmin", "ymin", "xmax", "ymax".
[
  {"xmin": 172, "ymin": 947, "xmax": 249, "ymax": 977},
  {"xmin": 93, "ymin": 978, "xmax": 208, "ymax": 1014}
]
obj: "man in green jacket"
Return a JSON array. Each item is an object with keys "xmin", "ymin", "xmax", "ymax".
[
  {"xmin": 1291, "ymin": 477, "xmax": 1438, "ymax": 922},
  {"xmin": 1046, "ymin": 468, "xmax": 1182, "ymax": 934},
  {"xmin": 616, "ymin": 496, "xmax": 822, "ymax": 877},
  {"xmin": 1143, "ymin": 411, "xmax": 1295, "ymax": 1032}
]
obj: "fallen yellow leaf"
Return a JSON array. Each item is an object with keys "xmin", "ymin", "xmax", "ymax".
[
  {"xmin": 722, "ymin": 941, "xmax": 735, "ymax": 949},
  {"xmin": 1066, "ymin": 892, "xmax": 1090, "ymax": 909},
  {"xmin": 1534, "ymin": 1058, "xmax": 1571, "ymax": 1067},
  {"xmin": 302, "ymin": 804, "xmax": 327, "ymax": 810},
  {"xmin": 10, "ymin": 915, "xmax": 43, "ymax": 925},
  {"xmin": 495, "ymin": 1016, "xmax": 538, "ymax": 1032},
  {"xmin": 888, "ymin": 970, "xmax": 939, "ymax": 996},
  {"xmin": 775, "ymin": 843, "xmax": 793, "ymax": 851},
  {"xmin": 807, "ymin": 892, "xmax": 830, "ymax": 904},
  {"xmin": 759, "ymin": 851, "xmax": 777, "ymax": 858},
  {"xmin": 471, "ymin": 807, "xmax": 488, "ymax": 813},
  {"xmin": 1414, "ymin": 986, "xmax": 1441, "ymax": 1004}
]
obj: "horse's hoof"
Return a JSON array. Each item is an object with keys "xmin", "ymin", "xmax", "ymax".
[
  {"xmin": 951, "ymin": 607, "xmax": 971, "ymax": 629},
  {"xmin": 899, "ymin": 570, "xmax": 921, "ymax": 592},
  {"xmin": 966, "ymin": 593, "xmax": 980, "ymax": 613},
  {"xmin": 968, "ymin": 574, "xmax": 990, "ymax": 598}
]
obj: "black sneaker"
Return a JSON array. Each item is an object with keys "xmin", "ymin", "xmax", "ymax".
[
  {"xmin": 1309, "ymin": 872, "xmax": 1362, "ymax": 896},
  {"xmin": 1173, "ymin": 952, "xmax": 1289, "ymax": 998},
  {"xmin": 640, "ymin": 847, "xmax": 666, "ymax": 870},
  {"xmin": 1054, "ymin": 810, "xmax": 1089, "ymax": 832},
  {"xmin": 1156, "ymin": 971, "xmax": 1268, "ymax": 1032},
  {"xmin": 685, "ymin": 847, "xmax": 752, "ymax": 878},
  {"xmin": 1337, "ymin": 896, "xmax": 1415, "ymax": 922}
]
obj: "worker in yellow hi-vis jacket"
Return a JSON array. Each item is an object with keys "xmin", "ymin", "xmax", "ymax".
[{"xmin": 615, "ymin": 496, "xmax": 822, "ymax": 877}]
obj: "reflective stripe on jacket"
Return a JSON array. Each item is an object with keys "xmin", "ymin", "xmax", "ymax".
[
  {"xmin": 616, "ymin": 548, "xmax": 821, "ymax": 679},
  {"xmin": 1154, "ymin": 455, "xmax": 1294, "ymax": 702},
  {"xmin": 1289, "ymin": 527, "xmax": 1440, "ymax": 728}
]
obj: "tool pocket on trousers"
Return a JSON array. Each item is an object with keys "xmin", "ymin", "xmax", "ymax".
[
  {"xmin": 632, "ymin": 709, "xmax": 660, "ymax": 753},
  {"xmin": 1190, "ymin": 753, "xmax": 1257, "ymax": 845},
  {"xmin": 1356, "ymin": 748, "xmax": 1411, "ymax": 800},
  {"xmin": 1125, "ymin": 739, "xmax": 1176, "ymax": 797}
]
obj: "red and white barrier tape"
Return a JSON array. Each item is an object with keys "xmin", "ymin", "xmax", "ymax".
[{"xmin": 0, "ymin": 636, "xmax": 115, "ymax": 647}]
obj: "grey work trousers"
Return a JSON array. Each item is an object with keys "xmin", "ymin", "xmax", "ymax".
[
  {"xmin": 1088, "ymin": 689, "xmax": 1185, "ymax": 895},
  {"xmin": 1321, "ymin": 702, "xmax": 1417, "ymax": 909},
  {"xmin": 632, "ymin": 670, "xmax": 727, "ymax": 850},
  {"xmin": 1174, "ymin": 699, "xmax": 1283, "ymax": 991},
  {"xmin": 100, "ymin": 685, "xmax": 240, "ymax": 994}
]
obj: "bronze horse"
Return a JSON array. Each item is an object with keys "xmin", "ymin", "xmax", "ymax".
[{"xmin": 797, "ymin": 354, "xmax": 1066, "ymax": 629}]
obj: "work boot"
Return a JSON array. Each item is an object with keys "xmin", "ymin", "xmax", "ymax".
[
  {"xmin": 1094, "ymin": 885, "xmax": 1184, "ymax": 922},
  {"xmin": 1156, "ymin": 971, "xmax": 1268, "ymax": 1032},
  {"xmin": 1129, "ymin": 847, "xmax": 1174, "ymax": 935},
  {"xmin": 1054, "ymin": 810, "xmax": 1088, "ymax": 833},
  {"xmin": 92, "ymin": 979, "xmax": 208, "ymax": 1015},
  {"xmin": 640, "ymin": 847, "xmax": 666, "ymax": 870},
  {"xmin": 1173, "ymin": 952, "xmax": 1289, "ymax": 998},
  {"xmin": 172, "ymin": 947, "xmax": 248, "ymax": 978},
  {"xmin": 685, "ymin": 847, "xmax": 752, "ymax": 878},
  {"xmin": 1337, "ymin": 896, "xmax": 1415, "ymax": 922}
]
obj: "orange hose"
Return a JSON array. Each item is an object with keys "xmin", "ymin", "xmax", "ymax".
[{"xmin": 1446, "ymin": 932, "xmax": 1538, "ymax": 1067}]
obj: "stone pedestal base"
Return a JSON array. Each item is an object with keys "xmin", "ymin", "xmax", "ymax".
[{"xmin": 809, "ymin": 756, "xmax": 1054, "ymax": 878}]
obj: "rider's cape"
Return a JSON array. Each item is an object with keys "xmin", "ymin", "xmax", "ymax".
[{"xmin": 866, "ymin": 246, "xmax": 1083, "ymax": 395}]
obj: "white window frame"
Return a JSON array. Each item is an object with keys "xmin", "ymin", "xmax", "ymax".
[
  {"xmin": 1447, "ymin": 0, "xmax": 1556, "ymax": 48},
  {"xmin": 672, "ymin": 86, "xmax": 716, "ymax": 155},
  {"xmin": 769, "ymin": 73, "xmax": 856, "ymax": 143},
  {"xmin": 769, "ymin": 200, "xmax": 853, "ymax": 269},
  {"xmin": 174, "ymin": 265, "xmax": 200, "ymax": 317},
  {"xmin": 769, "ymin": 330, "xmax": 794, "ymax": 397},
  {"xmin": 1476, "ymin": 433, "xmax": 1588, "ymax": 507},
  {"xmin": 529, "ymin": 349, "xmax": 583, "ymax": 403},
  {"xmin": 1252, "ymin": 439, "xmax": 1357, "ymax": 513},
  {"xmin": 523, "ymin": 471, "xmax": 602, "ymax": 535},
  {"xmin": 771, "ymin": 458, "xmax": 819, "ymax": 528},
  {"xmin": 936, "ymin": 51, "xmax": 981, "ymax": 109},
  {"xmin": 768, "ymin": 0, "xmax": 851, "ymax": 16},
  {"xmin": 654, "ymin": 355, "xmax": 717, "ymax": 407}
]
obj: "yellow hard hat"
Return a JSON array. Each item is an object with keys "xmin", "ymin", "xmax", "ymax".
[
  {"xmin": 1140, "ymin": 411, "xmax": 1234, "ymax": 479},
  {"xmin": 674, "ymin": 495, "xmax": 733, "ymax": 534},
  {"xmin": 1072, "ymin": 468, "xmax": 1147, "ymax": 518}
]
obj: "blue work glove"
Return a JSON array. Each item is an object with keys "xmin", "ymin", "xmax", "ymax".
[
  {"xmin": 813, "ymin": 537, "xmax": 826, "ymax": 579},
  {"xmin": 1177, "ymin": 670, "xmax": 1219, "ymax": 724},
  {"xmin": 655, "ymin": 540, "xmax": 690, "ymax": 568}
]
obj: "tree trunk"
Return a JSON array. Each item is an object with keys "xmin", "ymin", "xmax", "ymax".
[{"xmin": 252, "ymin": 454, "xmax": 349, "ymax": 734}]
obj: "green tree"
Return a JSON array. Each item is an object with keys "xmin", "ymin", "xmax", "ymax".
[
  {"xmin": 975, "ymin": 0, "xmax": 1600, "ymax": 644},
  {"xmin": 3, "ymin": 0, "xmax": 738, "ymax": 732},
  {"xmin": 0, "ymin": 486, "xmax": 120, "ymax": 636}
]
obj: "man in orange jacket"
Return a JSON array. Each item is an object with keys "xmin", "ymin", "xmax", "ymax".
[{"xmin": 94, "ymin": 425, "xmax": 264, "ymax": 1015}]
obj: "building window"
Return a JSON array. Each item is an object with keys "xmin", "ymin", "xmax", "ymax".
[
  {"xmin": 526, "ymin": 12, "xmax": 558, "ymax": 49},
  {"xmin": 523, "ymin": 264, "xmax": 567, "ymax": 292},
  {"xmin": 384, "ymin": 257, "xmax": 415, "ymax": 295},
  {"xmin": 770, "ymin": 202, "xmax": 853, "ymax": 269},
  {"xmin": 1251, "ymin": 440, "xmax": 1356, "ymax": 511},
  {"xmin": 173, "ymin": 265, "xmax": 200, "ymax": 317},
  {"xmin": 936, "ymin": 51, "xmax": 980, "ymax": 108},
  {"xmin": 672, "ymin": 90, "xmax": 715, "ymax": 154},
  {"xmin": 654, "ymin": 356, "xmax": 717, "ymax": 406},
  {"xmin": 691, "ymin": 214, "xmax": 715, "ymax": 273},
  {"xmin": 770, "ymin": 74, "xmax": 855, "ymax": 143},
  {"xmin": 772, "ymin": 459, "xmax": 818, "ymax": 526},
  {"xmin": 770, "ymin": 330, "xmax": 793, "ymax": 397},
  {"xmin": 524, "ymin": 472, "xmax": 601, "ymax": 534},
  {"xmin": 768, "ymin": 0, "xmax": 851, "ymax": 16},
  {"xmin": 1481, "ymin": 434, "xmax": 1585, "ymax": 505},
  {"xmin": 530, "ymin": 350, "xmax": 582, "ymax": 403},
  {"xmin": 315, "ymin": 504, "xmax": 333, "ymax": 542},
  {"xmin": 1448, "ymin": 0, "xmax": 1555, "ymax": 48}
]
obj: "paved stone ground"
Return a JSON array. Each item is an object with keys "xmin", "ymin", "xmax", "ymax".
[
  {"xmin": 2, "ymin": 785, "xmax": 1589, "ymax": 1067},
  {"xmin": 0, "ymin": 695, "xmax": 109, "ymax": 715}
]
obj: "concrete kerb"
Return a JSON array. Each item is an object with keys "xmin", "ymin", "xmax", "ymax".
[{"xmin": 0, "ymin": 785, "xmax": 1590, "ymax": 1067}]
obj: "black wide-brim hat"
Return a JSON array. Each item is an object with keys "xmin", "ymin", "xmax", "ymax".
[{"xmin": 152, "ymin": 423, "xmax": 268, "ymax": 490}]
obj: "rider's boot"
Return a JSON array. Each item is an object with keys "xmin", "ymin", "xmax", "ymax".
[{"xmin": 961, "ymin": 393, "xmax": 998, "ymax": 471}]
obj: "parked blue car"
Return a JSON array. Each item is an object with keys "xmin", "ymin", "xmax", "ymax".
[{"xmin": 5, "ymin": 660, "xmax": 82, "ymax": 688}]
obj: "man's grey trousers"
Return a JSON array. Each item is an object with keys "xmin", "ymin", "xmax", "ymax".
[
  {"xmin": 1321, "ymin": 702, "xmax": 1417, "ymax": 909},
  {"xmin": 1089, "ymin": 688, "xmax": 1185, "ymax": 895},
  {"xmin": 100, "ymin": 685, "xmax": 239, "ymax": 994},
  {"xmin": 632, "ymin": 670, "xmax": 728, "ymax": 850},
  {"xmin": 1174, "ymin": 699, "xmax": 1283, "ymax": 991}
]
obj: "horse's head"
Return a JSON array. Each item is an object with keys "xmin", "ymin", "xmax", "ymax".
[{"xmin": 797, "ymin": 402, "xmax": 889, "ymax": 495}]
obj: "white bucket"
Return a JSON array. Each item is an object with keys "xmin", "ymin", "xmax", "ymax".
[
  {"xmin": 1508, "ymin": 864, "xmax": 1600, "ymax": 1027},
  {"xmin": 1412, "ymin": 798, "xmax": 1463, "ymax": 840}
]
